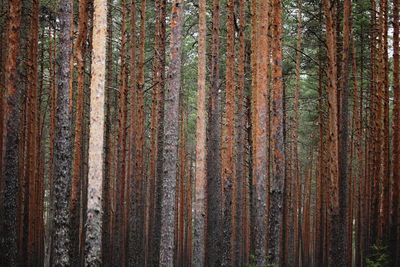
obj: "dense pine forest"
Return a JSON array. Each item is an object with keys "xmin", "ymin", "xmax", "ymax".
[{"xmin": 0, "ymin": 0, "xmax": 399, "ymax": 266}]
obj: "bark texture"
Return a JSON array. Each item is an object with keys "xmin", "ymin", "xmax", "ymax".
[
  {"xmin": 268, "ymin": 0, "xmax": 285, "ymax": 264},
  {"xmin": 392, "ymin": 0, "xmax": 400, "ymax": 264},
  {"xmin": 159, "ymin": 1, "xmax": 184, "ymax": 266},
  {"xmin": 51, "ymin": 0, "xmax": 74, "ymax": 264},
  {"xmin": 221, "ymin": 0, "xmax": 236, "ymax": 265},
  {"xmin": 152, "ymin": 0, "xmax": 167, "ymax": 264},
  {"xmin": 206, "ymin": 0, "xmax": 222, "ymax": 265},
  {"xmin": 84, "ymin": 0, "xmax": 107, "ymax": 264},
  {"xmin": 3, "ymin": 0, "xmax": 22, "ymax": 265},
  {"xmin": 323, "ymin": 0, "xmax": 340, "ymax": 265},
  {"xmin": 71, "ymin": 0, "xmax": 89, "ymax": 263},
  {"xmin": 253, "ymin": 0, "xmax": 269, "ymax": 265},
  {"xmin": 192, "ymin": 0, "xmax": 207, "ymax": 265}
]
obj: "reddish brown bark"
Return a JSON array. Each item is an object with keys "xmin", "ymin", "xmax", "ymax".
[
  {"xmin": 116, "ymin": 0, "xmax": 129, "ymax": 264},
  {"xmin": 102, "ymin": 0, "xmax": 114, "ymax": 264},
  {"xmin": 148, "ymin": 1, "xmax": 160, "ymax": 261},
  {"xmin": 220, "ymin": 0, "xmax": 236, "ymax": 265},
  {"xmin": 147, "ymin": 1, "xmax": 167, "ymax": 265},
  {"xmin": 3, "ymin": 1, "xmax": 22, "ymax": 264},
  {"xmin": 152, "ymin": 1, "xmax": 167, "ymax": 264},
  {"xmin": 26, "ymin": 0, "xmax": 40, "ymax": 264},
  {"xmin": 380, "ymin": 0, "xmax": 390, "ymax": 240},
  {"xmin": 36, "ymin": 28, "xmax": 46, "ymax": 266},
  {"xmin": 323, "ymin": 0, "xmax": 341, "ymax": 265},
  {"xmin": 235, "ymin": 0, "xmax": 246, "ymax": 264},
  {"xmin": 130, "ymin": 0, "xmax": 146, "ymax": 265},
  {"xmin": 302, "ymin": 156, "xmax": 313, "ymax": 267},
  {"xmin": 0, "ymin": 0, "xmax": 6, "ymax": 186},
  {"xmin": 371, "ymin": 0, "xmax": 384, "ymax": 243},
  {"xmin": 70, "ymin": 0, "xmax": 89, "ymax": 263},
  {"xmin": 252, "ymin": 0, "xmax": 269, "ymax": 265},
  {"xmin": 185, "ymin": 161, "xmax": 193, "ymax": 267},
  {"xmin": 366, "ymin": 0, "xmax": 376, "ymax": 250},
  {"xmin": 290, "ymin": 1, "xmax": 302, "ymax": 266},
  {"xmin": 177, "ymin": 103, "xmax": 186, "ymax": 267},
  {"xmin": 268, "ymin": 0, "xmax": 285, "ymax": 265},
  {"xmin": 127, "ymin": 0, "xmax": 138, "ymax": 265},
  {"xmin": 392, "ymin": 0, "xmax": 400, "ymax": 263}
]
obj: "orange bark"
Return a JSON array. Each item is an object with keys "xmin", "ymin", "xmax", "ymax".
[
  {"xmin": 221, "ymin": 0, "xmax": 236, "ymax": 265},
  {"xmin": 323, "ymin": 0, "xmax": 340, "ymax": 265},
  {"xmin": 252, "ymin": 0, "xmax": 269, "ymax": 265},
  {"xmin": 392, "ymin": 0, "xmax": 400, "ymax": 263},
  {"xmin": 70, "ymin": 0, "xmax": 89, "ymax": 262},
  {"xmin": 26, "ymin": 0, "xmax": 40, "ymax": 263},
  {"xmin": 116, "ymin": 0, "xmax": 129, "ymax": 264}
]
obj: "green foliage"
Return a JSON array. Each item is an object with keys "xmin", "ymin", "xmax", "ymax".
[
  {"xmin": 366, "ymin": 244, "xmax": 390, "ymax": 267},
  {"xmin": 247, "ymin": 254, "xmax": 256, "ymax": 267}
]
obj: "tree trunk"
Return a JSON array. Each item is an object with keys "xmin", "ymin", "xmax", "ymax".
[
  {"xmin": 185, "ymin": 160, "xmax": 193, "ymax": 266},
  {"xmin": 84, "ymin": 0, "xmax": 107, "ymax": 264},
  {"xmin": 51, "ymin": 0, "xmax": 73, "ymax": 264},
  {"xmin": 193, "ymin": 0, "xmax": 207, "ymax": 264},
  {"xmin": 206, "ymin": 0, "xmax": 222, "ymax": 265},
  {"xmin": 221, "ymin": 1, "xmax": 236, "ymax": 266},
  {"xmin": 26, "ymin": 0, "xmax": 40, "ymax": 264},
  {"xmin": 177, "ymin": 103, "xmax": 186, "ymax": 267},
  {"xmin": 148, "ymin": 1, "xmax": 167, "ymax": 265},
  {"xmin": 381, "ymin": 0, "xmax": 390, "ymax": 241},
  {"xmin": 352, "ymin": 33, "xmax": 364, "ymax": 267},
  {"xmin": 252, "ymin": 0, "xmax": 269, "ymax": 265},
  {"xmin": 3, "ymin": 0, "xmax": 22, "ymax": 265},
  {"xmin": 323, "ymin": 0, "xmax": 340, "ymax": 265},
  {"xmin": 235, "ymin": 0, "xmax": 246, "ymax": 265},
  {"xmin": 131, "ymin": 0, "xmax": 146, "ymax": 265},
  {"xmin": 115, "ymin": 0, "xmax": 129, "ymax": 264},
  {"xmin": 127, "ymin": 0, "xmax": 137, "ymax": 265},
  {"xmin": 71, "ymin": 0, "xmax": 89, "ymax": 263},
  {"xmin": 68, "ymin": 0, "xmax": 75, "ymax": 114},
  {"xmin": 337, "ymin": 0, "xmax": 351, "ymax": 264},
  {"xmin": 291, "ymin": 1, "xmax": 302, "ymax": 265},
  {"xmin": 268, "ymin": 0, "xmax": 285, "ymax": 265},
  {"xmin": 45, "ymin": 27, "xmax": 57, "ymax": 267},
  {"xmin": 153, "ymin": 1, "xmax": 167, "ymax": 265},
  {"xmin": 392, "ymin": 0, "xmax": 400, "ymax": 264},
  {"xmin": 159, "ymin": 1, "xmax": 184, "ymax": 266},
  {"xmin": 102, "ymin": 0, "xmax": 114, "ymax": 264}
]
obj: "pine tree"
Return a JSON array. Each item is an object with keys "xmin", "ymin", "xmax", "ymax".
[
  {"xmin": 159, "ymin": 1, "xmax": 184, "ymax": 266},
  {"xmin": 51, "ymin": 0, "xmax": 73, "ymax": 264},
  {"xmin": 252, "ymin": 0, "xmax": 269, "ymax": 265},
  {"xmin": 268, "ymin": 0, "xmax": 286, "ymax": 264},
  {"xmin": 206, "ymin": 0, "xmax": 222, "ymax": 265},
  {"xmin": 391, "ymin": 0, "xmax": 400, "ymax": 264},
  {"xmin": 323, "ymin": 0, "xmax": 341, "ymax": 265},
  {"xmin": 71, "ymin": 0, "xmax": 89, "ymax": 263},
  {"xmin": 84, "ymin": 0, "xmax": 107, "ymax": 264},
  {"xmin": 3, "ymin": 0, "xmax": 22, "ymax": 265},
  {"xmin": 193, "ymin": 0, "xmax": 207, "ymax": 264}
]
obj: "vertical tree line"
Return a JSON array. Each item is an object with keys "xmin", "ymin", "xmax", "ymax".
[{"xmin": 0, "ymin": 0, "xmax": 399, "ymax": 266}]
